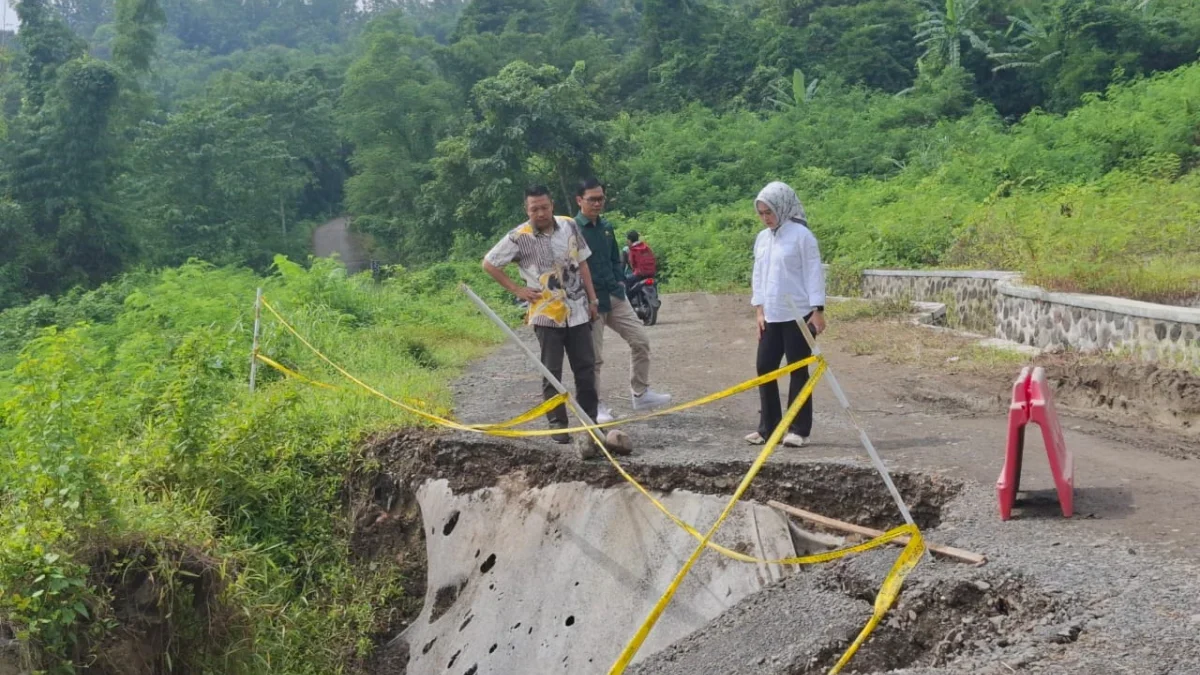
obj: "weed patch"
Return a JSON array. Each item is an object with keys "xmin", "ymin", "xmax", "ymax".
[{"xmin": 0, "ymin": 257, "xmax": 517, "ymax": 672}]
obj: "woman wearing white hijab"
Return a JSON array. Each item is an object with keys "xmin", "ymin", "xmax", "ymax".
[{"xmin": 746, "ymin": 181, "xmax": 826, "ymax": 447}]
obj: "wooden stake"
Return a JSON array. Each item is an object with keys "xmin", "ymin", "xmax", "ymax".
[{"xmin": 768, "ymin": 500, "xmax": 986, "ymax": 566}]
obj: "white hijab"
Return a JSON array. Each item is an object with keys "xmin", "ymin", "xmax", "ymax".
[{"xmin": 755, "ymin": 181, "xmax": 807, "ymax": 227}]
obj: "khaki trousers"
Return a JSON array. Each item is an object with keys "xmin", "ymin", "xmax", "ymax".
[{"xmin": 591, "ymin": 296, "xmax": 651, "ymax": 396}]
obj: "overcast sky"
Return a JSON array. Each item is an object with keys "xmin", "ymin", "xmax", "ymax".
[{"xmin": 1, "ymin": 0, "xmax": 16, "ymax": 33}]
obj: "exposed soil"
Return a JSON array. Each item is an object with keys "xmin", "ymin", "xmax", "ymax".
[
  {"xmin": 820, "ymin": 316, "xmax": 1200, "ymax": 450},
  {"xmin": 400, "ymin": 291, "xmax": 1200, "ymax": 674},
  {"xmin": 805, "ymin": 570, "xmax": 1066, "ymax": 674},
  {"xmin": 841, "ymin": 322, "xmax": 1200, "ymax": 459},
  {"xmin": 76, "ymin": 541, "xmax": 230, "ymax": 675},
  {"xmin": 353, "ymin": 432, "xmax": 961, "ymax": 673},
  {"xmin": 1041, "ymin": 357, "xmax": 1200, "ymax": 439},
  {"xmin": 346, "ymin": 459, "xmax": 430, "ymax": 674},
  {"xmin": 359, "ymin": 430, "xmax": 960, "ymax": 531}
]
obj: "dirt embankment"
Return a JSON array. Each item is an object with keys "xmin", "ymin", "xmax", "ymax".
[
  {"xmin": 350, "ymin": 431, "xmax": 1200, "ymax": 675},
  {"xmin": 901, "ymin": 352, "xmax": 1200, "ymax": 457},
  {"xmin": 351, "ymin": 430, "xmax": 962, "ymax": 673},
  {"xmin": 0, "ymin": 542, "xmax": 231, "ymax": 675},
  {"xmin": 1044, "ymin": 358, "xmax": 1200, "ymax": 436}
]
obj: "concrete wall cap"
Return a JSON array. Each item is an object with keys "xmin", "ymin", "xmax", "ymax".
[
  {"xmin": 998, "ymin": 281, "xmax": 1200, "ymax": 325},
  {"xmin": 862, "ymin": 269, "xmax": 1020, "ymax": 280}
]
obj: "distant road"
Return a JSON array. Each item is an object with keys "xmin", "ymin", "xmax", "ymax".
[{"xmin": 312, "ymin": 216, "xmax": 370, "ymax": 274}]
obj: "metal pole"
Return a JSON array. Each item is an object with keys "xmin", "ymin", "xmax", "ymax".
[
  {"xmin": 461, "ymin": 284, "xmax": 599, "ymax": 431},
  {"xmin": 249, "ymin": 287, "xmax": 263, "ymax": 392},
  {"xmin": 787, "ymin": 299, "xmax": 922, "ymax": 536}
]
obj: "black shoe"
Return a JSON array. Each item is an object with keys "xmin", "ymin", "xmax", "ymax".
[{"xmin": 550, "ymin": 422, "xmax": 569, "ymax": 444}]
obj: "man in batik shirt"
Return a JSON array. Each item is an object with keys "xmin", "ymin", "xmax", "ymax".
[{"xmin": 483, "ymin": 185, "xmax": 603, "ymax": 457}]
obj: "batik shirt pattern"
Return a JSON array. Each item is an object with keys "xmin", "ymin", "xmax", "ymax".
[{"xmin": 485, "ymin": 216, "xmax": 593, "ymax": 327}]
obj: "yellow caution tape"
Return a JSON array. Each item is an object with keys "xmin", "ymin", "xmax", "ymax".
[
  {"xmin": 829, "ymin": 525, "xmax": 925, "ymax": 675},
  {"xmin": 573, "ymin": 365, "xmax": 910, "ymax": 567},
  {"xmin": 262, "ymin": 333, "xmax": 880, "ymax": 565},
  {"xmin": 605, "ymin": 370, "xmax": 925, "ymax": 675},
  {"xmin": 607, "ymin": 369, "xmax": 822, "ymax": 673},
  {"xmin": 260, "ymin": 295, "xmax": 818, "ymax": 437},
  {"xmin": 471, "ymin": 393, "xmax": 570, "ymax": 430},
  {"xmin": 261, "ymin": 294, "xmax": 925, "ymax": 675},
  {"xmin": 261, "ymin": 296, "xmax": 883, "ymax": 565},
  {"xmin": 533, "ymin": 354, "xmax": 819, "ymax": 437},
  {"xmin": 255, "ymin": 353, "xmax": 342, "ymax": 390},
  {"xmin": 262, "ymin": 296, "xmax": 513, "ymax": 430},
  {"xmin": 257, "ymin": 349, "xmax": 570, "ymax": 431}
]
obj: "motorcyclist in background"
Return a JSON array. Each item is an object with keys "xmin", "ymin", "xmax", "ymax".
[{"xmin": 623, "ymin": 231, "xmax": 657, "ymax": 288}]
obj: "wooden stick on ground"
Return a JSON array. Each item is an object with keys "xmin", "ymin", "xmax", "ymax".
[{"xmin": 768, "ymin": 500, "xmax": 987, "ymax": 566}]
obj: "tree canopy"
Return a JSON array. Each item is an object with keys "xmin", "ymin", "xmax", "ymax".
[{"xmin": 0, "ymin": 0, "xmax": 1196, "ymax": 306}]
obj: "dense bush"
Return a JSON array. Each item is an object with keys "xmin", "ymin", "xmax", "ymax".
[
  {"xmin": 618, "ymin": 64, "xmax": 1200, "ymax": 304},
  {"xmin": 0, "ymin": 258, "xmax": 517, "ymax": 672}
]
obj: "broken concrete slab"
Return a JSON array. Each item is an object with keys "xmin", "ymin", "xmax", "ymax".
[{"xmin": 397, "ymin": 478, "xmax": 799, "ymax": 674}]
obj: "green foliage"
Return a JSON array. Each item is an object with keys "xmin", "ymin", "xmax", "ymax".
[
  {"xmin": 825, "ymin": 260, "xmax": 865, "ymax": 297},
  {"xmin": 112, "ymin": 0, "xmax": 165, "ymax": 74},
  {"xmin": 2, "ymin": 53, "xmax": 131, "ymax": 302},
  {"xmin": 1, "ymin": 0, "xmax": 1199, "ymax": 668},
  {"xmin": 14, "ymin": 0, "xmax": 88, "ymax": 111},
  {"xmin": 825, "ymin": 296, "xmax": 912, "ymax": 321},
  {"xmin": 0, "ymin": 258, "xmax": 515, "ymax": 671},
  {"xmin": 915, "ymin": 0, "xmax": 989, "ymax": 70},
  {"xmin": 946, "ymin": 170, "xmax": 1200, "ymax": 303},
  {"xmin": 123, "ymin": 71, "xmax": 340, "ymax": 269},
  {"xmin": 0, "ymin": 542, "xmax": 93, "ymax": 674},
  {"xmin": 404, "ymin": 59, "xmax": 605, "ymax": 258},
  {"xmin": 603, "ymin": 69, "xmax": 977, "ymax": 216},
  {"xmin": 620, "ymin": 63, "xmax": 1200, "ymax": 302},
  {"xmin": 6, "ymin": 0, "xmax": 1200, "ymax": 301},
  {"xmin": 338, "ymin": 18, "xmax": 457, "ymax": 254},
  {"xmin": 156, "ymin": 0, "xmax": 355, "ymax": 55},
  {"xmin": 612, "ymin": 204, "xmax": 760, "ymax": 292},
  {"xmin": 795, "ymin": 0, "xmax": 921, "ymax": 92}
]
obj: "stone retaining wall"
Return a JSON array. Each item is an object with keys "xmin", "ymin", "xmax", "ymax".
[
  {"xmin": 858, "ymin": 269, "xmax": 1200, "ymax": 369},
  {"xmin": 999, "ymin": 284, "xmax": 1200, "ymax": 368},
  {"xmin": 860, "ymin": 270, "xmax": 1019, "ymax": 334}
]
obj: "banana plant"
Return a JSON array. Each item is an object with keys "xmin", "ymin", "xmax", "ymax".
[
  {"xmin": 767, "ymin": 68, "xmax": 820, "ymax": 110},
  {"xmin": 914, "ymin": 0, "xmax": 989, "ymax": 70},
  {"xmin": 989, "ymin": 7, "xmax": 1062, "ymax": 73}
]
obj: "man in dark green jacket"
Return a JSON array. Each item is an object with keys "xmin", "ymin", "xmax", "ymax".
[{"xmin": 575, "ymin": 178, "xmax": 671, "ymax": 424}]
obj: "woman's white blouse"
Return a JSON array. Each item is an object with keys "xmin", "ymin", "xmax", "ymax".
[{"xmin": 751, "ymin": 219, "xmax": 826, "ymax": 323}]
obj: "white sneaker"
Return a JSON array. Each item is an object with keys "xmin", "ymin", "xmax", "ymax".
[
  {"xmin": 632, "ymin": 389, "xmax": 672, "ymax": 411},
  {"xmin": 597, "ymin": 403, "xmax": 616, "ymax": 425},
  {"xmin": 783, "ymin": 433, "xmax": 809, "ymax": 448}
]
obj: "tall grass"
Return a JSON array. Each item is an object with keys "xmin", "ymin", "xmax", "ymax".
[{"xmin": 0, "ymin": 257, "xmax": 517, "ymax": 673}]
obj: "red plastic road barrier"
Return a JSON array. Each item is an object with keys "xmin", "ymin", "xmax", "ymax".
[{"xmin": 997, "ymin": 366, "xmax": 1074, "ymax": 520}]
